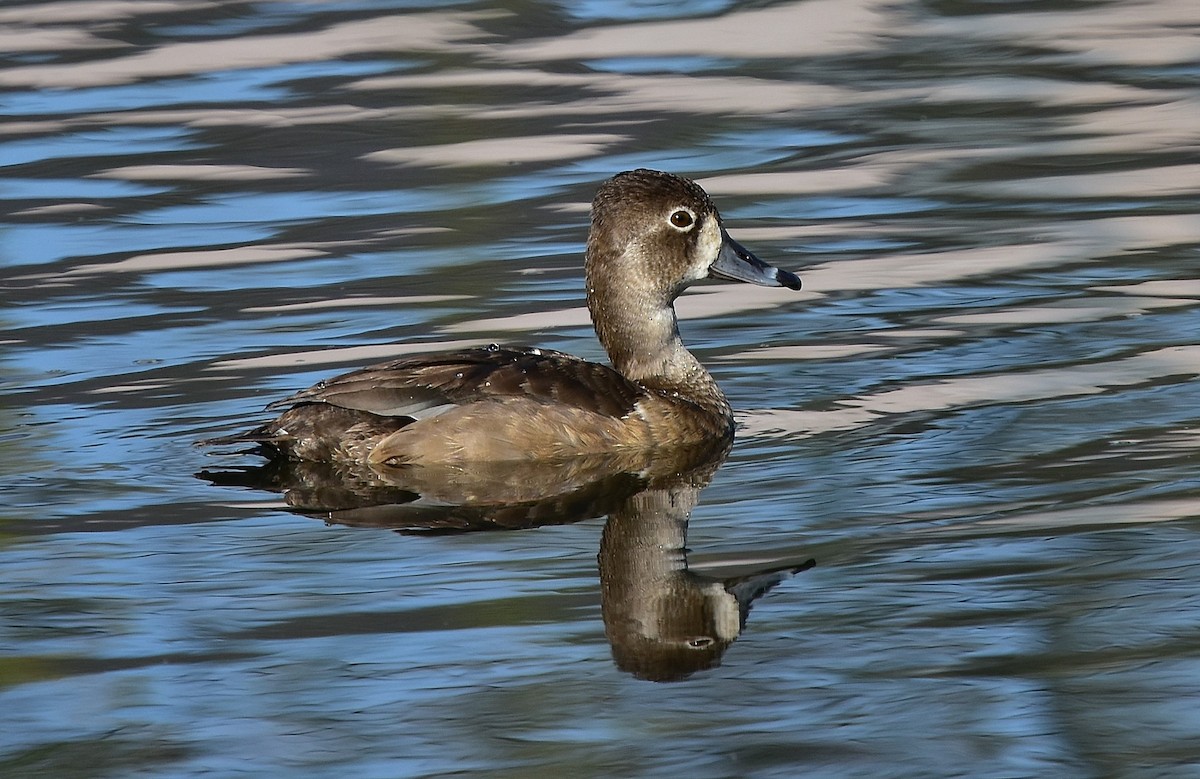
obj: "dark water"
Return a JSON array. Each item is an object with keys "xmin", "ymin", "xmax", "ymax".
[{"xmin": 3, "ymin": 0, "xmax": 1200, "ymax": 776}]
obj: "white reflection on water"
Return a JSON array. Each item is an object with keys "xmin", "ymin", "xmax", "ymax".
[
  {"xmin": 366, "ymin": 133, "xmax": 628, "ymax": 168},
  {"xmin": 94, "ymin": 163, "xmax": 310, "ymax": 181},
  {"xmin": 741, "ymin": 345, "xmax": 1200, "ymax": 437},
  {"xmin": 504, "ymin": 0, "xmax": 890, "ymax": 61},
  {"xmin": 0, "ymin": 12, "xmax": 489, "ymax": 88}
]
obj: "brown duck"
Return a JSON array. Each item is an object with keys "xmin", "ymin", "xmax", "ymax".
[{"xmin": 208, "ymin": 169, "xmax": 801, "ymax": 465}]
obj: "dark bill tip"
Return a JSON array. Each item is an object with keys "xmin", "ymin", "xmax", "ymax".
[
  {"xmin": 710, "ymin": 233, "xmax": 803, "ymax": 291},
  {"xmin": 775, "ymin": 267, "xmax": 802, "ymax": 291}
]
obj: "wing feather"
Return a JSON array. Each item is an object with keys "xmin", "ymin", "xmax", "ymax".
[{"xmin": 267, "ymin": 345, "xmax": 644, "ymax": 421}]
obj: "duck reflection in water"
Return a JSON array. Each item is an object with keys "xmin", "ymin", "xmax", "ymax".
[{"xmin": 202, "ymin": 439, "xmax": 812, "ymax": 682}]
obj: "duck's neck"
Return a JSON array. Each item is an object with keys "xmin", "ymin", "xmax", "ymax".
[{"xmin": 586, "ymin": 249, "xmax": 729, "ymax": 416}]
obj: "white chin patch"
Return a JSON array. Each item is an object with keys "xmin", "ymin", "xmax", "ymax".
[{"xmin": 692, "ymin": 218, "xmax": 723, "ymax": 280}]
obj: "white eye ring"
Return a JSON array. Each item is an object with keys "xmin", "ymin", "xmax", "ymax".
[{"xmin": 668, "ymin": 207, "xmax": 696, "ymax": 231}]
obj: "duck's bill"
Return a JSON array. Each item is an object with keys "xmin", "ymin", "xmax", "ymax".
[{"xmin": 710, "ymin": 233, "xmax": 802, "ymax": 290}]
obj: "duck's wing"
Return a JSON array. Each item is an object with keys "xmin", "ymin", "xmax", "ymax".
[{"xmin": 266, "ymin": 345, "xmax": 645, "ymax": 421}]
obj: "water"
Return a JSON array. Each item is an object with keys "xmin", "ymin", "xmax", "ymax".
[{"xmin": 3, "ymin": 0, "xmax": 1200, "ymax": 776}]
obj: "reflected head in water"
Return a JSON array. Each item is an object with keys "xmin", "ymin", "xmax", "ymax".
[
  {"xmin": 600, "ymin": 476, "xmax": 814, "ymax": 683},
  {"xmin": 200, "ymin": 169, "xmax": 801, "ymax": 468}
]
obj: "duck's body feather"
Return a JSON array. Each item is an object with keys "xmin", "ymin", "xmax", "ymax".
[
  {"xmin": 230, "ymin": 345, "xmax": 730, "ymax": 465},
  {"xmin": 269, "ymin": 345, "xmax": 643, "ymax": 421}
]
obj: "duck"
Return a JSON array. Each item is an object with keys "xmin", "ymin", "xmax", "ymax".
[{"xmin": 209, "ymin": 169, "xmax": 801, "ymax": 466}]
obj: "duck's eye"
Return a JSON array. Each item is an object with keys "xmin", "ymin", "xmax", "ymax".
[{"xmin": 669, "ymin": 209, "xmax": 695, "ymax": 229}]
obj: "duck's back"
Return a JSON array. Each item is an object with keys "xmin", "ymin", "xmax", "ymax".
[{"xmin": 223, "ymin": 345, "xmax": 727, "ymax": 465}]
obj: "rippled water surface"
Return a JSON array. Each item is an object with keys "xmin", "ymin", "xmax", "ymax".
[{"xmin": 4, "ymin": 0, "xmax": 1200, "ymax": 776}]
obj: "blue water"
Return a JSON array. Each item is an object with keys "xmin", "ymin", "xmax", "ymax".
[{"xmin": 3, "ymin": 0, "xmax": 1200, "ymax": 777}]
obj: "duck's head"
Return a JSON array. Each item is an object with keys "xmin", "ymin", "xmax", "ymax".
[{"xmin": 586, "ymin": 168, "xmax": 802, "ymax": 304}]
